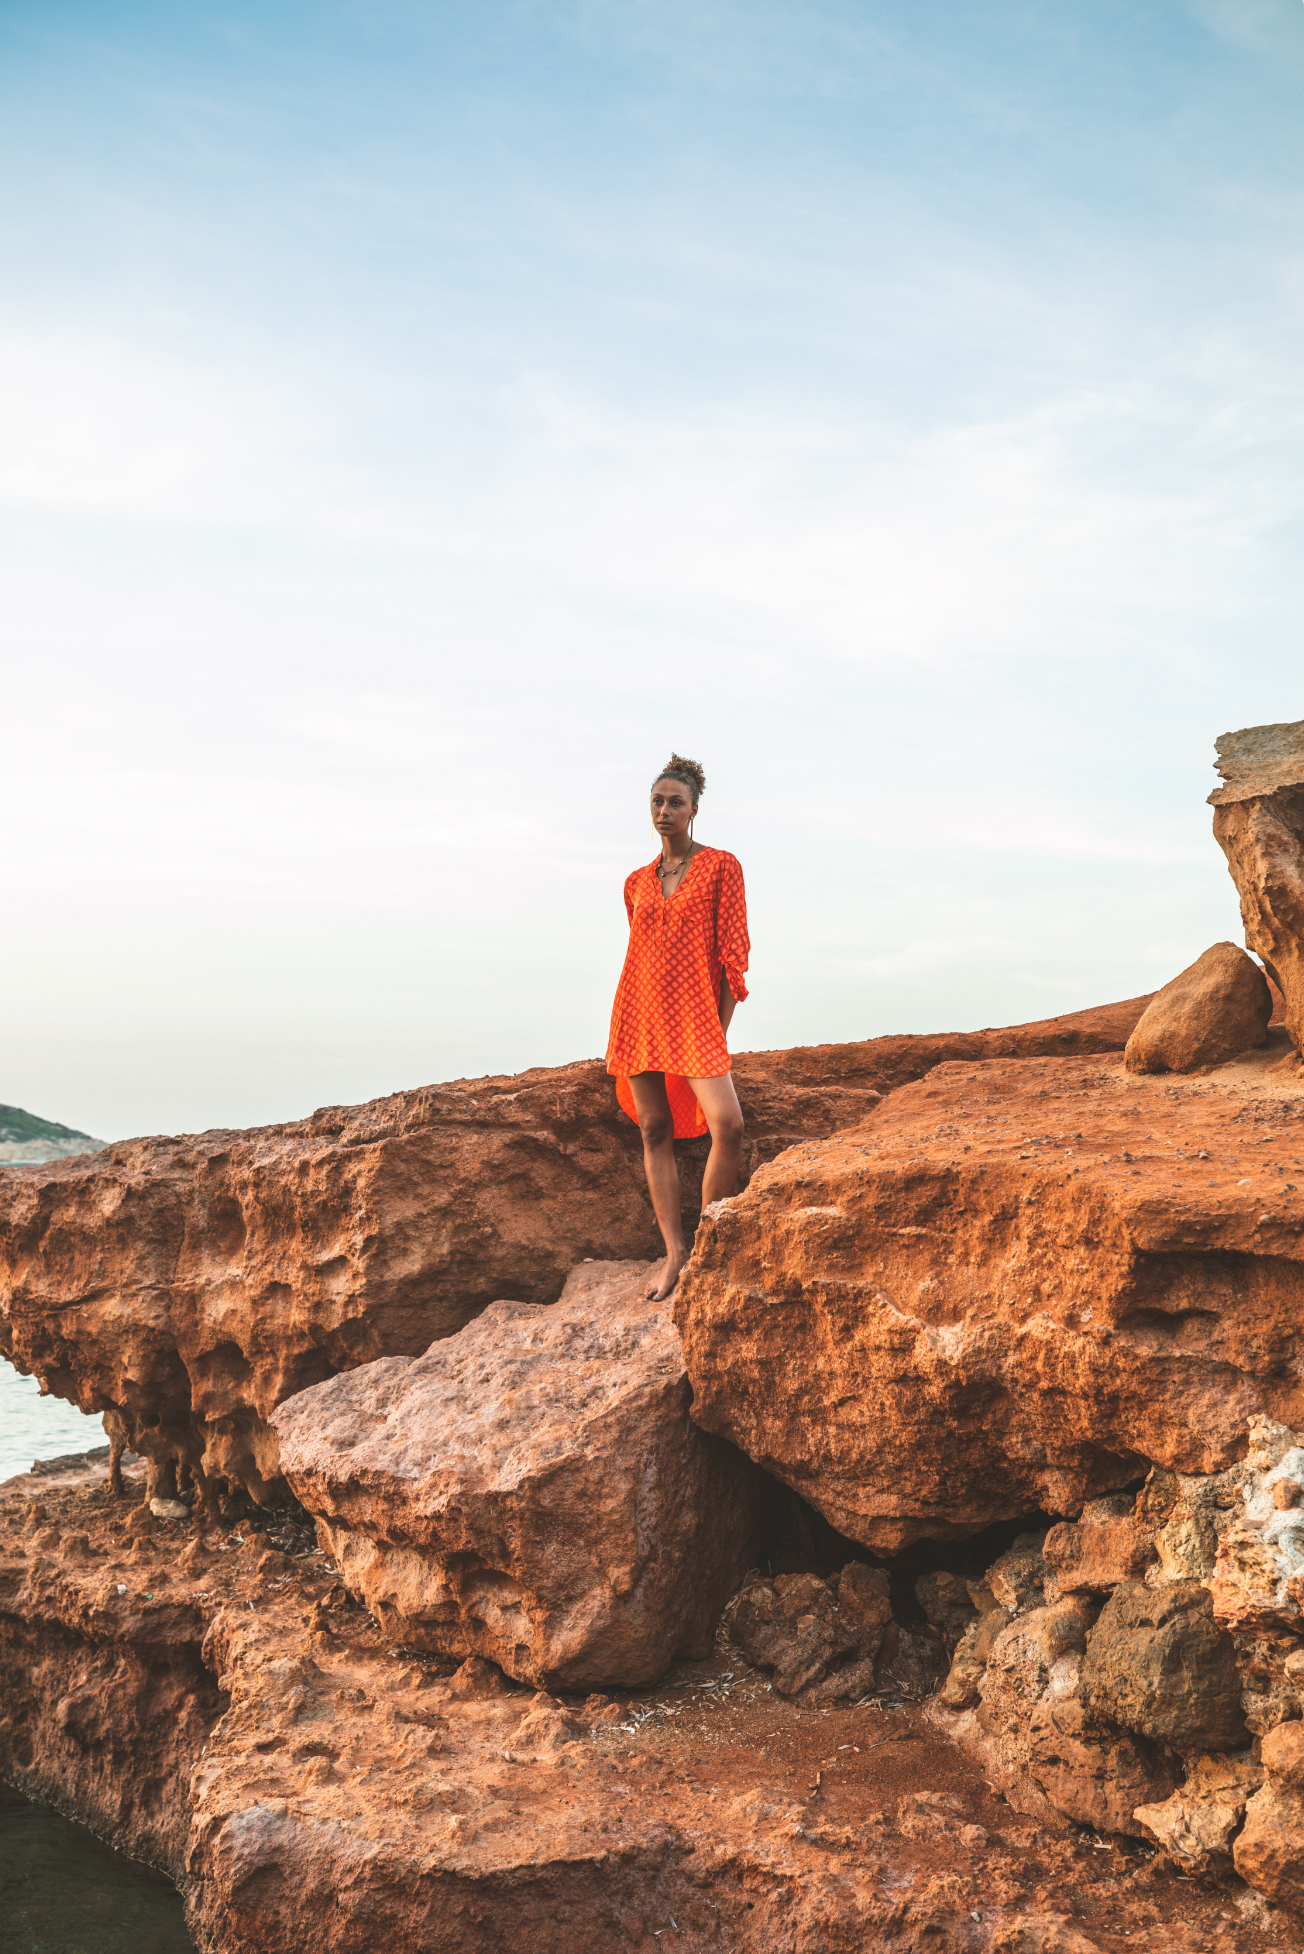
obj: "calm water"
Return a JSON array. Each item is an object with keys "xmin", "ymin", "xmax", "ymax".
[
  {"xmin": 0, "ymin": 1785, "xmax": 195, "ymax": 1953},
  {"xmin": 0, "ymin": 1365, "xmax": 105, "ymax": 1483},
  {"xmin": 0, "ymin": 1376, "xmax": 197, "ymax": 1950}
]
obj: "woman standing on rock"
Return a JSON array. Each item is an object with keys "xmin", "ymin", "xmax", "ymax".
[{"xmin": 606, "ymin": 754, "xmax": 750, "ymax": 1301}]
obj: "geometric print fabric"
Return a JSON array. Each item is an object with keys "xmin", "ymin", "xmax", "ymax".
[{"xmin": 606, "ymin": 846, "xmax": 751, "ymax": 1139}]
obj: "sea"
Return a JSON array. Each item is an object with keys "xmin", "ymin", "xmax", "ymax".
[
  {"xmin": 0, "ymin": 1364, "xmax": 197, "ymax": 1948},
  {"xmin": 0, "ymin": 1363, "xmax": 106, "ymax": 1484},
  {"xmin": 0, "ymin": 1784, "xmax": 194, "ymax": 1952}
]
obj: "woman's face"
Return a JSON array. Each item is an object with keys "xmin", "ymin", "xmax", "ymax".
[{"xmin": 651, "ymin": 777, "xmax": 695, "ymax": 845}]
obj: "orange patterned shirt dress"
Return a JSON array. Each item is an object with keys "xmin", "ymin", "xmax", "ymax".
[{"xmin": 606, "ymin": 847, "xmax": 750, "ymax": 1139}]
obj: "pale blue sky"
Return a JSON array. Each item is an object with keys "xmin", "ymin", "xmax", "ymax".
[{"xmin": 3, "ymin": 1, "xmax": 1303, "ymax": 1139}]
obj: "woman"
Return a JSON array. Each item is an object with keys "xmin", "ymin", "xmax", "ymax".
[{"xmin": 606, "ymin": 754, "xmax": 750, "ymax": 1300}]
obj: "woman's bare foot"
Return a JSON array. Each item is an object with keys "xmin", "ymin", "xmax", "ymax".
[{"xmin": 644, "ymin": 1248, "xmax": 687, "ymax": 1301}]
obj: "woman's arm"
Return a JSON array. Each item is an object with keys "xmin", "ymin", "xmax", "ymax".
[{"xmin": 715, "ymin": 855, "xmax": 750, "ymax": 1013}]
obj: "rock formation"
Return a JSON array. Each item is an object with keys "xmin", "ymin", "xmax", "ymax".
[
  {"xmin": 1236, "ymin": 1719, "xmax": 1304, "ymax": 1907},
  {"xmin": 928, "ymin": 1429, "xmax": 1304, "ymax": 1887},
  {"xmin": 1134, "ymin": 1752, "xmax": 1264, "ymax": 1874},
  {"xmin": 1078, "ymin": 1580, "xmax": 1246, "ymax": 1753},
  {"xmin": 0, "ymin": 1481, "xmax": 222, "ymax": 1878},
  {"xmin": 1123, "ymin": 942, "xmax": 1272, "ymax": 1074},
  {"xmin": 11, "ymin": 933, "xmax": 1304, "ymax": 1940},
  {"xmin": 16, "ymin": 694, "xmax": 1304, "ymax": 1951},
  {"xmin": 677, "ymin": 1044, "xmax": 1304, "ymax": 1551},
  {"xmin": 3, "ymin": 1454, "xmax": 1291, "ymax": 1953},
  {"xmin": 1211, "ymin": 716, "xmax": 1304, "ymax": 1060},
  {"xmin": 725, "ymin": 1562, "xmax": 949, "ymax": 1702},
  {"xmin": 1043, "ymin": 1495, "xmax": 1155, "ymax": 1594},
  {"xmin": 965, "ymin": 1594, "xmax": 1180, "ymax": 1837},
  {"xmin": 1208, "ymin": 1413, "xmax": 1304, "ymax": 1630},
  {"xmin": 0, "ymin": 996, "xmax": 1152, "ymax": 1504},
  {"xmin": 272, "ymin": 1262, "xmax": 762, "ymax": 1690}
]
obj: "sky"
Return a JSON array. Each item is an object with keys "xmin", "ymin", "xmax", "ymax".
[{"xmin": 3, "ymin": 0, "xmax": 1304, "ymax": 1143}]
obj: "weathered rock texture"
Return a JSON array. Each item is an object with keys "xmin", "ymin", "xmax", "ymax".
[
  {"xmin": 1134, "ymin": 1753, "xmax": 1264, "ymax": 1872},
  {"xmin": 0, "ymin": 1479, "xmax": 222, "ymax": 1878},
  {"xmin": 1133, "ymin": 1459, "xmax": 1244, "ymax": 1585},
  {"xmin": 1124, "ymin": 943, "xmax": 1272, "ymax": 1075},
  {"xmin": 10, "ymin": 1464, "xmax": 1282, "ymax": 1954},
  {"xmin": 728, "ymin": 1564, "xmax": 892, "ymax": 1699},
  {"xmin": 0, "ymin": 996, "xmax": 1153, "ymax": 1504},
  {"xmin": 1078, "ymin": 1580, "xmax": 1246, "ymax": 1754},
  {"xmin": 273, "ymin": 1262, "xmax": 761, "ymax": 1690},
  {"xmin": 1209, "ymin": 1414, "xmax": 1304, "ymax": 1631},
  {"xmin": 944, "ymin": 1589, "xmax": 1181, "ymax": 1837},
  {"xmin": 677, "ymin": 1046, "xmax": 1304, "ymax": 1551},
  {"xmin": 1043, "ymin": 1495, "xmax": 1155, "ymax": 1595},
  {"xmin": 933, "ymin": 1453, "xmax": 1304, "ymax": 1872},
  {"xmin": 1211, "ymin": 717, "xmax": 1304, "ymax": 1061},
  {"xmin": 1236, "ymin": 1720, "xmax": 1304, "ymax": 1908},
  {"xmin": 724, "ymin": 1562, "xmax": 946, "ymax": 1703}
]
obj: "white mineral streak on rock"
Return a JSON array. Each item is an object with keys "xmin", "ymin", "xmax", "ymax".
[{"xmin": 1210, "ymin": 1416, "xmax": 1304, "ymax": 1629}]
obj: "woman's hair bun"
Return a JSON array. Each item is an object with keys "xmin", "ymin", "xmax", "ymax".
[{"xmin": 653, "ymin": 753, "xmax": 706, "ymax": 803}]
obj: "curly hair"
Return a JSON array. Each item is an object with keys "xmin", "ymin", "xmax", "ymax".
[{"xmin": 652, "ymin": 753, "xmax": 706, "ymax": 807}]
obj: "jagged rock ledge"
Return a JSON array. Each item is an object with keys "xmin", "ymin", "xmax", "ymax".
[
  {"xmin": 0, "ymin": 997, "xmax": 1151, "ymax": 1505},
  {"xmin": 2, "ymin": 1454, "xmax": 1293, "ymax": 1953}
]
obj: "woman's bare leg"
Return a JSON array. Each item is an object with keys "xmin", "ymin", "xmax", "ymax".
[
  {"xmin": 687, "ymin": 1072, "xmax": 746, "ymax": 1209},
  {"xmin": 627, "ymin": 1072, "xmax": 687, "ymax": 1300}
]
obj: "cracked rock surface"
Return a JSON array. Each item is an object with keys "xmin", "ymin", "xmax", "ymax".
[
  {"xmin": 2, "ymin": 1455, "xmax": 1296, "ymax": 1954},
  {"xmin": 1211, "ymin": 717, "xmax": 1304, "ymax": 1066},
  {"xmin": 0, "ymin": 998, "xmax": 1151, "ymax": 1504},
  {"xmin": 676, "ymin": 1045, "xmax": 1304, "ymax": 1551}
]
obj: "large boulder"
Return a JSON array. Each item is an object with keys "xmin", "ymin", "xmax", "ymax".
[
  {"xmin": 272, "ymin": 1262, "xmax": 763, "ymax": 1690},
  {"xmin": 676, "ymin": 1049, "xmax": 1304, "ymax": 1551},
  {"xmin": 1123, "ymin": 942, "xmax": 1271, "ymax": 1074},
  {"xmin": 1078, "ymin": 1580, "xmax": 1246, "ymax": 1754},
  {"xmin": 0, "ymin": 998, "xmax": 1153, "ymax": 1502},
  {"xmin": 1210, "ymin": 718, "xmax": 1304, "ymax": 1062}
]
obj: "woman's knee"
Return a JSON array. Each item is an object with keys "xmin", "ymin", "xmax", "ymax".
[
  {"xmin": 640, "ymin": 1112, "xmax": 674, "ymax": 1150},
  {"xmin": 713, "ymin": 1109, "xmax": 745, "ymax": 1147}
]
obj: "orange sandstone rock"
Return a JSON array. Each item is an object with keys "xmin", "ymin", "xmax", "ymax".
[
  {"xmin": 1043, "ymin": 1497, "xmax": 1155, "ymax": 1595},
  {"xmin": 676, "ymin": 1048, "xmax": 1304, "ymax": 1551},
  {"xmin": 727, "ymin": 1562, "xmax": 895, "ymax": 1699},
  {"xmin": 1078, "ymin": 1580, "xmax": 1246, "ymax": 1754},
  {"xmin": 1208, "ymin": 1416, "xmax": 1304, "ymax": 1631},
  {"xmin": 1210, "ymin": 718, "xmax": 1304, "ymax": 1061},
  {"xmin": 937, "ymin": 1597, "xmax": 1180, "ymax": 1837},
  {"xmin": 272, "ymin": 1262, "xmax": 762, "ymax": 1690},
  {"xmin": 1134, "ymin": 1751, "xmax": 1264, "ymax": 1872},
  {"xmin": 1123, "ymin": 942, "xmax": 1271, "ymax": 1075},
  {"xmin": 3, "ymin": 1457, "xmax": 1297, "ymax": 1950},
  {"xmin": 1235, "ymin": 1721, "xmax": 1304, "ymax": 1908},
  {"xmin": 0, "ymin": 999, "xmax": 1151, "ymax": 1503}
]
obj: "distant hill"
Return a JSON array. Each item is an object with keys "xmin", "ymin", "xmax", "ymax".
[{"xmin": 0, "ymin": 1105, "xmax": 106, "ymax": 1163}]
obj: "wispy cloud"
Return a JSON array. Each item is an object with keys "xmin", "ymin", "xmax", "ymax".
[{"xmin": 2, "ymin": 0, "xmax": 1301, "ymax": 1135}]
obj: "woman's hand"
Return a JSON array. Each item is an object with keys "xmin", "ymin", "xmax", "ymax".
[{"xmin": 718, "ymin": 975, "xmax": 737, "ymax": 1036}]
